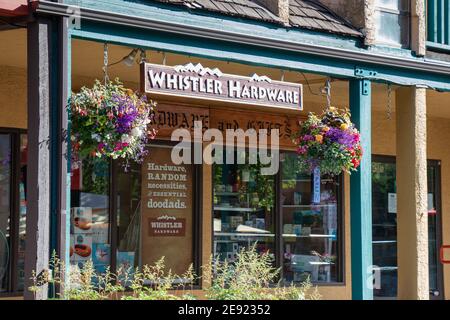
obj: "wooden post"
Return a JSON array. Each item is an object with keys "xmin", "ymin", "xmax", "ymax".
[
  {"xmin": 396, "ymin": 87, "xmax": 429, "ymax": 300},
  {"xmin": 350, "ymin": 79, "xmax": 374, "ymax": 300},
  {"xmin": 24, "ymin": 17, "xmax": 52, "ymax": 300},
  {"xmin": 55, "ymin": 15, "xmax": 70, "ymax": 291},
  {"xmin": 24, "ymin": 13, "xmax": 70, "ymax": 299}
]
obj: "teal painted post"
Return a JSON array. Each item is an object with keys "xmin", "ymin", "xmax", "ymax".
[{"xmin": 349, "ymin": 79, "xmax": 373, "ymax": 300}]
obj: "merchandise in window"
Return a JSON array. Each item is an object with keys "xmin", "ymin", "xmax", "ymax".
[
  {"xmin": 281, "ymin": 153, "xmax": 341, "ymax": 284},
  {"xmin": 70, "ymin": 157, "xmax": 111, "ymax": 273},
  {"xmin": 212, "ymin": 150, "xmax": 343, "ymax": 284},
  {"xmin": 213, "ymin": 149, "xmax": 276, "ymax": 263}
]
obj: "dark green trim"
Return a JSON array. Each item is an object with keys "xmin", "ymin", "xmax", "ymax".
[{"xmin": 350, "ymin": 79, "xmax": 373, "ymax": 300}]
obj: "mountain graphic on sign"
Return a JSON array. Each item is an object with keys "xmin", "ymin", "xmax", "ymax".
[
  {"xmin": 157, "ymin": 215, "xmax": 177, "ymax": 221},
  {"xmin": 174, "ymin": 63, "xmax": 223, "ymax": 77},
  {"xmin": 250, "ymin": 74, "xmax": 272, "ymax": 83}
]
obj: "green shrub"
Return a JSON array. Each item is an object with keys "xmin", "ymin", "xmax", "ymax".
[
  {"xmin": 30, "ymin": 247, "xmax": 320, "ymax": 301},
  {"xmin": 203, "ymin": 244, "xmax": 320, "ymax": 300}
]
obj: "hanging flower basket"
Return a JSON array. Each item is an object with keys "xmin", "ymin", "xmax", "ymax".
[
  {"xmin": 292, "ymin": 107, "xmax": 363, "ymax": 176},
  {"xmin": 69, "ymin": 79, "xmax": 157, "ymax": 168}
]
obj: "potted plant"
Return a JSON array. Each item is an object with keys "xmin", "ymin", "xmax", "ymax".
[
  {"xmin": 69, "ymin": 79, "xmax": 157, "ymax": 169},
  {"xmin": 292, "ymin": 107, "xmax": 362, "ymax": 176}
]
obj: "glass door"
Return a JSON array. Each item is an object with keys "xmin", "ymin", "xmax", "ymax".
[
  {"xmin": 427, "ymin": 161, "xmax": 444, "ymax": 299},
  {"xmin": 372, "ymin": 156, "xmax": 444, "ymax": 299},
  {"xmin": 0, "ymin": 133, "xmax": 11, "ymax": 293},
  {"xmin": 372, "ymin": 158, "xmax": 397, "ymax": 298}
]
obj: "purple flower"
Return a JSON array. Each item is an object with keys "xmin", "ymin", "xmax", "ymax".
[
  {"xmin": 112, "ymin": 93, "xmax": 139, "ymax": 134},
  {"xmin": 325, "ymin": 128, "xmax": 358, "ymax": 148}
]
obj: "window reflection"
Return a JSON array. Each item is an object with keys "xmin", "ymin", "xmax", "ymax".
[
  {"xmin": 213, "ymin": 148, "xmax": 276, "ymax": 263},
  {"xmin": 0, "ymin": 134, "xmax": 11, "ymax": 292},
  {"xmin": 70, "ymin": 157, "xmax": 110, "ymax": 272},
  {"xmin": 281, "ymin": 153, "xmax": 340, "ymax": 284}
]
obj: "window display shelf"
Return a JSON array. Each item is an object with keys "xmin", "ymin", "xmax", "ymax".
[
  {"xmin": 373, "ymin": 224, "xmax": 396, "ymax": 228},
  {"xmin": 282, "ymin": 179, "xmax": 334, "ymax": 183},
  {"xmin": 215, "ymin": 232, "xmax": 275, "ymax": 238},
  {"xmin": 372, "ymin": 240, "xmax": 397, "ymax": 244},
  {"xmin": 282, "ymin": 234, "xmax": 336, "ymax": 238},
  {"xmin": 282, "ymin": 179, "xmax": 311, "ymax": 183},
  {"xmin": 215, "ymin": 192, "xmax": 240, "ymax": 196},
  {"xmin": 214, "ymin": 206, "xmax": 261, "ymax": 212},
  {"xmin": 308, "ymin": 261, "xmax": 335, "ymax": 266},
  {"xmin": 372, "ymin": 266, "xmax": 398, "ymax": 271},
  {"xmin": 282, "ymin": 204, "xmax": 337, "ymax": 208}
]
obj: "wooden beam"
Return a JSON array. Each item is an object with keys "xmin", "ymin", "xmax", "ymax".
[
  {"xmin": 24, "ymin": 17, "xmax": 53, "ymax": 300},
  {"xmin": 56, "ymin": 16, "xmax": 71, "ymax": 291},
  {"xmin": 350, "ymin": 79, "xmax": 373, "ymax": 300},
  {"xmin": 24, "ymin": 14, "xmax": 70, "ymax": 300}
]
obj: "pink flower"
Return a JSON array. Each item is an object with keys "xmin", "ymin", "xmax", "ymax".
[{"xmin": 297, "ymin": 146, "xmax": 308, "ymax": 155}]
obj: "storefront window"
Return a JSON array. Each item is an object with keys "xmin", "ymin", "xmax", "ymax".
[
  {"xmin": 372, "ymin": 159, "xmax": 397, "ymax": 298},
  {"xmin": 372, "ymin": 157, "xmax": 444, "ymax": 299},
  {"xmin": 115, "ymin": 160, "xmax": 141, "ymax": 272},
  {"xmin": 213, "ymin": 148, "xmax": 276, "ymax": 263},
  {"xmin": 0, "ymin": 134, "xmax": 11, "ymax": 293},
  {"xmin": 0, "ymin": 131, "xmax": 27, "ymax": 294},
  {"xmin": 69, "ymin": 142, "xmax": 199, "ymax": 281},
  {"xmin": 70, "ymin": 157, "xmax": 110, "ymax": 272},
  {"xmin": 212, "ymin": 150, "xmax": 343, "ymax": 284},
  {"xmin": 281, "ymin": 153, "xmax": 341, "ymax": 284},
  {"xmin": 17, "ymin": 134, "xmax": 27, "ymax": 291}
]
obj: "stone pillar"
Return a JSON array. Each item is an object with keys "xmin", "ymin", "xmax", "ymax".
[
  {"xmin": 318, "ymin": 0, "xmax": 375, "ymax": 46},
  {"xmin": 396, "ymin": 87, "xmax": 429, "ymax": 300},
  {"xmin": 410, "ymin": 0, "xmax": 426, "ymax": 57}
]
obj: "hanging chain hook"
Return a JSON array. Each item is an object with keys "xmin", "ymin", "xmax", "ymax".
[
  {"xmin": 325, "ymin": 77, "xmax": 332, "ymax": 109},
  {"xmin": 103, "ymin": 43, "xmax": 110, "ymax": 84},
  {"xmin": 387, "ymin": 84, "xmax": 392, "ymax": 121}
]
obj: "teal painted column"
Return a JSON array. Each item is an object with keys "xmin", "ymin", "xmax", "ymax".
[{"xmin": 349, "ymin": 79, "xmax": 373, "ymax": 300}]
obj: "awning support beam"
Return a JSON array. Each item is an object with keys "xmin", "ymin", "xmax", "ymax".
[{"xmin": 350, "ymin": 79, "xmax": 374, "ymax": 300}]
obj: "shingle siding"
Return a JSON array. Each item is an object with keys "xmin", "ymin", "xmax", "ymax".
[{"xmin": 152, "ymin": 0, "xmax": 362, "ymax": 37}]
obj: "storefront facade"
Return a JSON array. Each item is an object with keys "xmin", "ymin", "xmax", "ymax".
[{"xmin": 1, "ymin": 0, "xmax": 450, "ymax": 300}]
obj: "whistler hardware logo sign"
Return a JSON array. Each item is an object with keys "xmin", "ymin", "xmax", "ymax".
[
  {"xmin": 148, "ymin": 215, "xmax": 186, "ymax": 237},
  {"xmin": 142, "ymin": 62, "xmax": 303, "ymax": 110}
]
